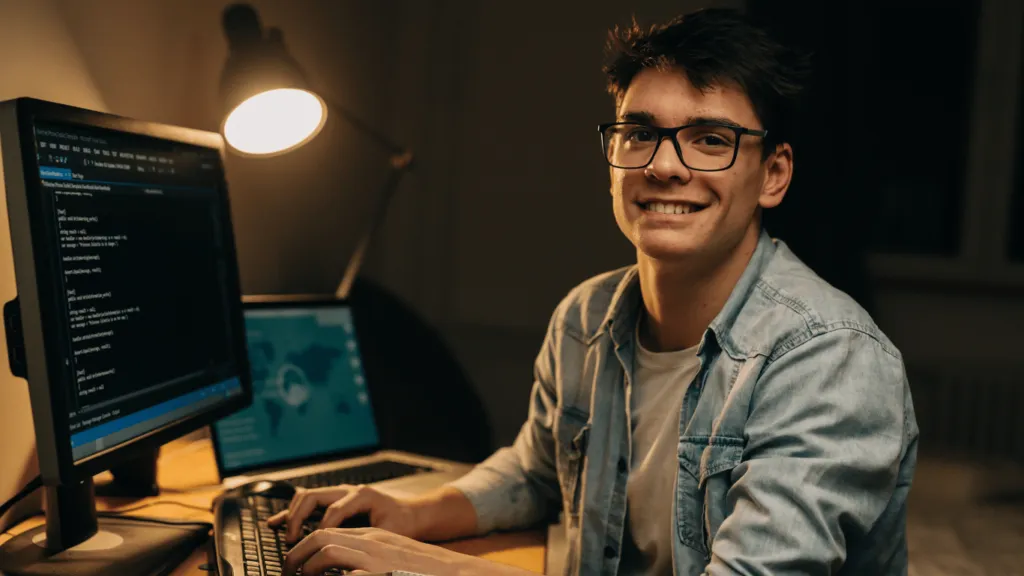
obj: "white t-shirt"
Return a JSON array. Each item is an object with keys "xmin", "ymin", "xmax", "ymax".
[{"xmin": 618, "ymin": 323, "xmax": 701, "ymax": 576}]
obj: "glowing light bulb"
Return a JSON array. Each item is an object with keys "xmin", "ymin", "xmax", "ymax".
[{"xmin": 223, "ymin": 88, "xmax": 326, "ymax": 155}]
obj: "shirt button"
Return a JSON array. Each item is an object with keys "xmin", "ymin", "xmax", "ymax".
[
  {"xmin": 617, "ymin": 458, "xmax": 627, "ymax": 473},
  {"xmin": 604, "ymin": 545, "xmax": 617, "ymax": 559}
]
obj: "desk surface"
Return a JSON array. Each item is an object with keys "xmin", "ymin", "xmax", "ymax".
[{"xmin": 1, "ymin": 435, "xmax": 546, "ymax": 575}]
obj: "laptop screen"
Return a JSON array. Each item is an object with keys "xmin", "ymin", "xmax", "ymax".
[{"xmin": 212, "ymin": 302, "xmax": 379, "ymax": 475}]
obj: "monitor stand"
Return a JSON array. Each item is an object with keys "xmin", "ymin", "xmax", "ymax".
[
  {"xmin": 95, "ymin": 446, "xmax": 162, "ymax": 498},
  {"xmin": 0, "ymin": 477, "xmax": 209, "ymax": 576}
]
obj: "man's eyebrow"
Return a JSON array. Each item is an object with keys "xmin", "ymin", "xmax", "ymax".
[
  {"xmin": 619, "ymin": 111, "xmax": 656, "ymax": 124},
  {"xmin": 617, "ymin": 111, "xmax": 746, "ymax": 128},
  {"xmin": 688, "ymin": 115, "xmax": 743, "ymax": 128}
]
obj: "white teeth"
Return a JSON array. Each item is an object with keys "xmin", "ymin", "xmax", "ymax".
[{"xmin": 644, "ymin": 202, "xmax": 699, "ymax": 215}]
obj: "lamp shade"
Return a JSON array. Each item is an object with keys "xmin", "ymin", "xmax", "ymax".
[{"xmin": 219, "ymin": 4, "xmax": 327, "ymax": 156}]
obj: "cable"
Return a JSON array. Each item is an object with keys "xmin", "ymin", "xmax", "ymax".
[
  {"xmin": 1, "ymin": 499, "xmax": 211, "ymax": 542},
  {"xmin": 105, "ymin": 500, "xmax": 211, "ymax": 515},
  {"xmin": 0, "ymin": 475, "xmax": 42, "ymax": 520},
  {"xmin": 95, "ymin": 512, "xmax": 211, "ymax": 528}
]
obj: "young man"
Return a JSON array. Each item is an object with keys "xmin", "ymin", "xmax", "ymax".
[{"xmin": 273, "ymin": 8, "xmax": 919, "ymax": 575}]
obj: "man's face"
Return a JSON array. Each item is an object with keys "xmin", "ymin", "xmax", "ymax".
[{"xmin": 610, "ymin": 67, "xmax": 777, "ymax": 265}]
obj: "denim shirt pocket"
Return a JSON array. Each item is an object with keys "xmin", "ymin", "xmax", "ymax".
[
  {"xmin": 555, "ymin": 407, "xmax": 591, "ymax": 521},
  {"xmin": 676, "ymin": 436, "xmax": 744, "ymax": 557}
]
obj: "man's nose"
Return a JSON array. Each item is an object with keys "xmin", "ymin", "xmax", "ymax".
[{"xmin": 646, "ymin": 137, "xmax": 691, "ymax": 182}]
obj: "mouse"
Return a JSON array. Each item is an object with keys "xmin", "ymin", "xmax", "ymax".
[
  {"xmin": 216, "ymin": 478, "xmax": 298, "ymax": 502},
  {"xmin": 239, "ymin": 479, "xmax": 298, "ymax": 499}
]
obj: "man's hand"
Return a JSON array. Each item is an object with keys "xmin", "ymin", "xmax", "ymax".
[
  {"xmin": 282, "ymin": 527, "xmax": 535, "ymax": 576},
  {"xmin": 267, "ymin": 484, "xmax": 424, "ymax": 544}
]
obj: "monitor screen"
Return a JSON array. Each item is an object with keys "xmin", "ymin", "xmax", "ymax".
[
  {"xmin": 213, "ymin": 304, "xmax": 379, "ymax": 475},
  {"xmin": 27, "ymin": 118, "xmax": 245, "ymax": 462}
]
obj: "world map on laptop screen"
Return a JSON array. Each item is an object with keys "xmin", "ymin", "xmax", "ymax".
[{"xmin": 213, "ymin": 304, "xmax": 379, "ymax": 474}]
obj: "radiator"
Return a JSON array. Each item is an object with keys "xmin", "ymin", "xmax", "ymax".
[{"xmin": 907, "ymin": 364, "xmax": 1024, "ymax": 461}]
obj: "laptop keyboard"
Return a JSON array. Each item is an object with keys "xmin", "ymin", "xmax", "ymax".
[{"xmin": 285, "ymin": 459, "xmax": 431, "ymax": 489}]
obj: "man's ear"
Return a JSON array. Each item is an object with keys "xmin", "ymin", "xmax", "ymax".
[{"xmin": 758, "ymin": 143, "xmax": 793, "ymax": 209}]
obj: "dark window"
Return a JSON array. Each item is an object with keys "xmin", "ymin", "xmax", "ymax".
[
  {"xmin": 749, "ymin": 1, "xmax": 979, "ymax": 257},
  {"xmin": 749, "ymin": 1, "xmax": 978, "ymax": 310},
  {"xmin": 863, "ymin": 2, "xmax": 980, "ymax": 255}
]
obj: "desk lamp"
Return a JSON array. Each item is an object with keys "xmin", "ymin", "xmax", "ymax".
[{"xmin": 219, "ymin": 3, "xmax": 414, "ymax": 298}]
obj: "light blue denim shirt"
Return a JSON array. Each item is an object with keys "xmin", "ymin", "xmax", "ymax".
[{"xmin": 450, "ymin": 229, "xmax": 919, "ymax": 575}]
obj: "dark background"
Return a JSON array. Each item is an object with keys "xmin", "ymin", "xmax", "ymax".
[{"xmin": 1, "ymin": 1, "xmax": 1024, "ymax": 562}]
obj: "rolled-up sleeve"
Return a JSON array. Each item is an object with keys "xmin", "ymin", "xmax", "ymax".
[
  {"xmin": 706, "ymin": 328, "xmax": 911, "ymax": 575},
  {"xmin": 446, "ymin": 306, "xmax": 564, "ymax": 535}
]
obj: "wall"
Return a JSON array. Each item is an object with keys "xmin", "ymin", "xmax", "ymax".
[
  {"xmin": 0, "ymin": 0, "xmax": 109, "ymax": 530},
  {"xmin": 874, "ymin": 287, "xmax": 1024, "ymax": 367}
]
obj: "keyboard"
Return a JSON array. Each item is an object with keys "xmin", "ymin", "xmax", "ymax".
[
  {"xmin": 284, "ymin": 459, "xmax": 430, "ymax": 489},
  {"xmin": 215, "ymin": 494, "xmax": 354, "ymax": 576},
  {"xmin": 215, "ymin": 461, "xmax": 432, "ymax": 575}
]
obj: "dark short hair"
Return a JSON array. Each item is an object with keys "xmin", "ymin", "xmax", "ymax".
[{"xmin": 603, "ymin": 8, "xmax": 809, "ymax": 158}]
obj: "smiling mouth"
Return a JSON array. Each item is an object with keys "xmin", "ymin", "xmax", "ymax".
[{"xmin": 637, "ymin": 201, "xmax": 708, "ymax": 215}]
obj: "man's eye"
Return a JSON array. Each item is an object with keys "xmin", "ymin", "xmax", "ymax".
[
  {"xmin": 698, "ymin": 134, "xmax": 730, "ymax": 147},
  {"xmin": 627, "ymin": 129, "xmax": 656, "ymax": 142}
]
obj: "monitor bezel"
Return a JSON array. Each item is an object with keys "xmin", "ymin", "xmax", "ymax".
[
  {"xmin": 0, "ymin": 97, "xmax": 253, "ymax": 484},
  {"xmin": 209, "ymin": 294, "xmax": 383, "ymax": 480}
]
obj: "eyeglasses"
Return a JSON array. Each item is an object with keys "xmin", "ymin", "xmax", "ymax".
[{"xmin": 597, "ymin": 121, "xmax": 768, "ymax": 171}]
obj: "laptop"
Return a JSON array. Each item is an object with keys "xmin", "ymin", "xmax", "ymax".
[{"xmin": 210, "ymin": 294, "xmax": 470, "ymax": 498}]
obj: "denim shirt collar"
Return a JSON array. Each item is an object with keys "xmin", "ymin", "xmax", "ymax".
[{"xmin": 602, "ymin": 228, "xmax": 778, "ymax": 364}]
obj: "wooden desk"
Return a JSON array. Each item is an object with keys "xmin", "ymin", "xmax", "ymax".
[{"xmin": 1, "ymin": 436, "xmax": 546, "ymax": 575}]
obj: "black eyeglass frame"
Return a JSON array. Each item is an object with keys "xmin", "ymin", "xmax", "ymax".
[{"xmin": 597, "ymin": 121, "xmax": 769, "ymax": 172}]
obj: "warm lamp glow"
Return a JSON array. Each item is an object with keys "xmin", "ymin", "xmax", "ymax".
[{"xmin": 222, "ymin": 88, "xmax": 326, "ymax": 155}]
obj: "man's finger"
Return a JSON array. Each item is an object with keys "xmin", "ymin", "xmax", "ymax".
[
  {"xmin": 282, "ymin": 530, "xmax": 331, "ymax": 575},
  {"xmin": 267, "ymin": 509, "xmax": 288, "ymax": 527},
  {"xmin": 319, "ymin": 488, "xmax": 371, "ymax": 529},
  {"xmin": 293, "ymin": 488, "xmax": 357, "ymax": 540},
  {"xmin": 267, "ymin": 486, "xmax": 309, "ymax": 527},
  {"xmin": 283, "ymin": 489, "xmax": 306, "ymax": 525},
  {"xmin": 301, "ymin": 544, "xmax": 379, "ymax": 576},
  {"xmin": 285, "ymin": 492, "xmax": 337, "ymax": 543},
  {"xmin": 283, "ymin": 530, "xmax": 375, "ymax": 575}
]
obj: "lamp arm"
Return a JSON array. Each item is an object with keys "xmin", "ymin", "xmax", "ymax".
[
  {"xmin": 320, "ymin": 95, "xmax": 406, "ymax": 156},
  {"xmin": 333, "ymin": 147, "xmax": 415, "ymax": 300},
  {"xmin": 313, "ymin": 94, "xmax": 414, "ymax": 298}
]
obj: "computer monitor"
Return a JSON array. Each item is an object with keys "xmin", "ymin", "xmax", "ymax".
[{"xmin": 0, "ymin": 98, "xmax": 252, "ymax": 572}]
